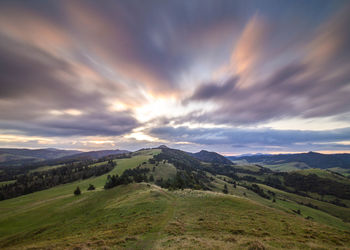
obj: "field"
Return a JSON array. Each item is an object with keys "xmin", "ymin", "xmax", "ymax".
[
  {"xmin": 263, "ymin": 162, "xmax": 310, "ymax": 172},
  {"xmin": 1, "ymin": 149, "xmax": 350, "ymax": 249}
]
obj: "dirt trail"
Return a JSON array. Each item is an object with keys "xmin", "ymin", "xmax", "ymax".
[{"xmin": 132, "ymin": 190, "xmax": 177, "ymax": 250}]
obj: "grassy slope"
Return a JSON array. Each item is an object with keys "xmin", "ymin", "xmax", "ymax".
[
  {"xmin": 1, "ymin": 149, "xmax": 350, "ymax": 249},
  {"xmin": 295, "ymin": 168, "xmax": 350, "ymax": 184},
  {"xmin": 262, "ymin": 162, "xmax": 310, "ymax": 172},
  {"xmin": 256, "ymin": 184, "xmax": 350, "ymax": 229},
  {"xmin": 327, "ymin": 167, "xmax": 350, "ymax": 177},
  {"xmin": 1, "ymin": 183, "xmax": 350, "ymax": 249},
  {"xmin": 29, "ymin": 164, "xmax": 65, "ymax": 173}
]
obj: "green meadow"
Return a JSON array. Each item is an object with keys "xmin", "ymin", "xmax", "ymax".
[{"xmin": 1, "ymin": 149, "xmax": 350, "ymax": 249}]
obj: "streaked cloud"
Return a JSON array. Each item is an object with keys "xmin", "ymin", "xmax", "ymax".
[{"xmin": 0, "ymin": 0, "xmax": 349, "ymax": 154}]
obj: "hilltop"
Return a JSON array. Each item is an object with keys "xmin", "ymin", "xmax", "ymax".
[{"xmin": 189, "ymin": 150, "xmax": 232, "ymax": 165}]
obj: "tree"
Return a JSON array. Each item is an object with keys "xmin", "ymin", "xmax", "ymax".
[
  {"xmin": 87, "ymin": 184, "xmax": 95, "ymax": 190},
  {"xmin": 233, "ymin": 181, "xmax": 237, "ymax": 188},
  {"xmin": 74, "ymin": 186, "xmax": 81, "ymax": 195},
  {"xmin": 223, "ymin": 184, "xmax": 228, "ymax": 194}
]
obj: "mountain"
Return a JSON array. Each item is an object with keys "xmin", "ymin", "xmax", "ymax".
[
  {"xmin": 0, "ymin": 148, "xmax": 81, "ymax": 167},
  {"xmin": 189, "ymin": 150, "xmax": 232, "ymax": 165},
  {"xmin": 228, "ymin": 151, "xmax": 350, "ymax": 173}
]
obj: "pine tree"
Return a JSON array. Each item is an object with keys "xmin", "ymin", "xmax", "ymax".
[
  {"xmin": 74, "ymin": 186, "xmax": 81, "ymax": 195},
  {"xmin": 223, "ymin": 184, "xmax": 228, "ymax": 194}
]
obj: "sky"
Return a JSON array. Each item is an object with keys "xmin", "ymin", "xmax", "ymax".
[{"xmin": 0, "ymin": 0, "xmax": 350, "ymax": 155}]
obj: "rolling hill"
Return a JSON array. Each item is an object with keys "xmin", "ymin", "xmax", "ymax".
[
  {"xmin": 0, "ymin": 147, "xmax": 350, "ymax": 249},
  {"xmin": 228, "ymin": 151, "xmax": 350, "ymax": 175},
  {"xmin": 57, "ymin": 149, "xmax": 130, "ymax": 161},
  {"xmin": 189, "ymin": 150, "xmax": 233, "ymax": 165},
  {"xmin": 0, "ymin": 148, "xmax": 81, "ymax": 167}
]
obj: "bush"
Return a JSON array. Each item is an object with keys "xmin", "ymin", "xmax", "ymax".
[
  {"xmin": 223, "ymin": 184, "xmax": 228, "ymax": 194},
  {"xmin": 74, "ymin": 186, "xmax": 81, "ymax": 195},
  {"xmin": 87, "ymin": 184, "xmax": 95, "ymax": 191}
]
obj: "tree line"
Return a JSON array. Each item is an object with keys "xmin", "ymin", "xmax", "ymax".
[{"xmin": 0, "ymin": 160, "xmax": 115, "ymax": 200}]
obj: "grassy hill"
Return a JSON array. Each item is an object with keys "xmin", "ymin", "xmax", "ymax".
[
  {"xmin": 229, "ymin": 152, "xmax": 350, "ymax": 174},
  {"xmin": 189, "ymin": 150, "xmax": 232, "ymax": 165},
  {"xmin": 1, "ymin": 184, "xmax": 350, "ymax": 249},
  {"xmin": 1, "ymin": 148, "xmax": 350, "ymax": 249}
]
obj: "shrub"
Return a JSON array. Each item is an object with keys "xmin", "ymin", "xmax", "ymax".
[
  {"xmin": 74, "ymin": 186, "xmax": 81, "ymax": 195},
  {"xmin": 87, "ymin": 184, "xmax": 95, "ymax": 191}
]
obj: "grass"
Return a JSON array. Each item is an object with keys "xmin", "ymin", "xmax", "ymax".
[
  {"xmin": 1, "ymin": 149, "xmax": 350, "ymax": 249},
  {"xmin": 257, "ymin": 183, "xmax": 350, "ymax": 228},
  {"xmin": 327, "ymin": 167, "xmax": 350, "ymax": 177},
  {"xmin": 1, "ymin": 183, "xmax": 350, "ymax": 249},
  {"xmin": 295, "ymin": 168, "xmax": 350, "ymax": 184},
  {"xmin": 263, "ymin": 162, "xmax": 310, "ymax": 172},
  {"xmin": 29, "ymin": 164, "xmax": 65, "ymax": 173},
  {"xmin": 157, "ymin": 189, "xmax": 350, "ymax": 249},
  {"xmin": 143, "ymin": 160, "xmax": 177, "ymax": 181}
]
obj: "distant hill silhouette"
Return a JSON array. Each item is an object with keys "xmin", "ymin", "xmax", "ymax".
[
  {"xmin": 228, "ymin": 151, "xmax": 350, "ymax": 169},
  {"xmin": 189, "ymin": 150, "xmax": 232, "ymax": 165}
]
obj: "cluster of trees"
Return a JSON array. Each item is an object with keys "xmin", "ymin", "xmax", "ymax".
[
  {"xmin": 330, "ymin": 198, "xmax": 347, "ymax": 207},
  {"xmin": 104, "ymin": 167, "xmax": 150, "ymax": 189},
  {"xmin": 283, "ymin": 173, "xmax": 350, "ymax": 200},
  {"xmin": 155, "ymin": 171, "xmax": 210, "ymax": 190},
  {"xmin": 0, "ymin": 161, "xmax": 115, "ymax": 200},
  {"xmin": 222, "ymin": 184, "xmax": 228, "ymax": 194},
  {"xmin": 153, "ymin": 149, "xmax": 202, "ymax": 172},
  {"xmin": 246, "ymin": 184, "xmax": 271, "ymax": 199}
]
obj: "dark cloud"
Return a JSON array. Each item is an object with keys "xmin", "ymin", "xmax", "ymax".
[
  {"xmin": 0, "ymin": 34, "xmax": 138, "ymax": 136},
  {"xmin": 0, "ymin": 111, "xmax": 139, "ymax": 137},
  {"xmin": 186, "ymin": 77, "xmax": 238, "ymax": 102},
  {"xmin": 148, "ymin": 126, "xmax": 350, "ymax": 152}
]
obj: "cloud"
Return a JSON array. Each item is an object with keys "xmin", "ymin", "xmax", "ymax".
[
  {"xmin": 186, "ymin": 76, "xmax": 238, "ymax": 102},
  {"xmin": 0, "ymin": 31, "xmax": 138, "ymax": 137},
  {"xmin": 231, "ymin": 15, "xmax": 269, "ymax": 77},
  {"xmin": 0, "ymin": 0, "xmax": 349, "ymax": 154},
  {"xmin": 307, "ymin": 4, "xmax": 350, "ymax": 68},
  {"xmin": 185, "ymin": 4, "xmax": 350, "ymax": 126},
  {"xmin": 147, "ymin": 126, "xmax": 350, "ymax": 153}
]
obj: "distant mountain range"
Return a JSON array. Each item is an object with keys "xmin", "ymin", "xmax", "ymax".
[
  {"xmin": 0, "ymin": 148, "xmax": 129, "ymax": 167},
  {"xmin": 227, "ymin": 151, "xmax": 350, "ymax": 174},
  {"xmin": 0, "ymin": 148, "xmax": 80, "ymax": 167},
  {"xmin": 2, "ymin": 147, "xmax": 350, "ymax": 175}
]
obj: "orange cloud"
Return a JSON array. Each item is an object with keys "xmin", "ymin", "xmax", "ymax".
[
  {"xmin": 212, "ymin": 15, "xmax": 269, "ymax": 87},
  {"xmin": 306, "ymin": 4, "xmax": 350, "ymax": 69},
  {"xmin": 0, "ymin": 7, "xmax": 71, "ymax": 54},
  {"xmin": 63, "ymin": 1, "xmax": 178, "ymax": 96},
  {"xmin": 231, "ymin": 15, "xmax": 268, "ymax": 76}
]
